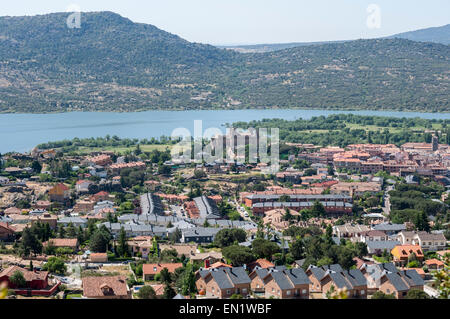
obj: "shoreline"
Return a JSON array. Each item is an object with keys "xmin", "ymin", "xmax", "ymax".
[{"xmin": 0, "ymin": 106, "xmax": 448, "ymax": 115}]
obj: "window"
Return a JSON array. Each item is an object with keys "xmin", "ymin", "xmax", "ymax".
[
  {"xmin": 287, "ymin": 290, "xmax": 291, "ymax": 295},
  {"xmin": 242, "ymin": 288, "xmax": 247, "ymax": 293},
  {"xmin": 227, "ymin": 290, "xmax": 230, "ymax": 294},
  {"xmin": 302, "ymin": 289, "xmax": 307, "ymax": 294},
  {"xmin": 272, "ymin": 288, "xmax": 274, "ymax": 292},
  {"xmin": 256, "ymin": 284, "xmax": 260, "ymax": 288},
  {"xmin": 153, "ymin": 267, "xmax": 157, "ymax": 271},
  {"xmin": 361, "ymin": 290, "xmax": 365, "ymax": 295},
  {"xmin": 386, "ymin": 289, "xmax": 390, "ymax": 293}
]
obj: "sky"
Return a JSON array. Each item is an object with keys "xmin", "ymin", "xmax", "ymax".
[{"xmin": 1, "ymin": 0, "xmax": 449, "ymax": 45}]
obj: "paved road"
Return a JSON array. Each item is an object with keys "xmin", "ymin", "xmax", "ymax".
[
  {"xmin": 424, "ymin": 285, "xmax": 440, "ymax": 298},
  {"xmin": 234, "ymin": 199, "xmax": 251, "ymax": 221},
  {"xmin": 382, "ymin": 185, "xmax": 394, "ymax": 217}
]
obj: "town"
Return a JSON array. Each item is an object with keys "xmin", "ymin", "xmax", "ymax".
[{"xmin": 0, "ymin": 125, "xmax": 449, "ymax": 300}]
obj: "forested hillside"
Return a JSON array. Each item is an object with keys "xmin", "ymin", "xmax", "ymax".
[{"xmin": 0, "ymin": 12, "xmax": 448, "ymax": 113}]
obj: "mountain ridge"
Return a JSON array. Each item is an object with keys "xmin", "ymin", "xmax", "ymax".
[{"xmin": 0, "ymin": 12, "xmax": 448, "ymax": 113}]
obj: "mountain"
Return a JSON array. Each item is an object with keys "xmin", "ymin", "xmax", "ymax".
[
  {"xmin": 220, "ymin": 24, "xmax": 450, "ymax": 53},
  {"xmin": 389, "ymin": 24, "xmax": 450, "ymax": 45},
  {"xmin": 0, "ymin": 12, "xmax": 449, "ymax": 113},
  {"xmin": 218, "ymin": 41, "xmax": 347, "ymax": 53}
]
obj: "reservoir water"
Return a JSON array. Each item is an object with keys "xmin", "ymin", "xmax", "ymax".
[{"xmin": 1, "ymin": 109, "xmax": 449, "ymax": 153}]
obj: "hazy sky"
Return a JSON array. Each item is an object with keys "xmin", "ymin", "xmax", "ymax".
[{"xmin": 2, "ymin": 0, "xmax": 449, "ymax": 45}]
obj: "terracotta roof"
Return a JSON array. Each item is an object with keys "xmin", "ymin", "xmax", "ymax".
[
  {"xmin": 82, "ymin": 276, "xmax": 129, "ymax": 298},
  {"xmin": 43, "ymin": 238, "xmax": 78, "ymax": 248},
  {"xmin": 0, "ymin": 222, "xmax": 15, "ymax": 233},
  {"xmin": 247, "ymin": 259, "xmax": 275, "ymax": 271},
  {"xmin": 95, "ymin": 191, "xmax": 109, "ymax": 196},
  {"xmin": 424, "ymin": 259, "xmax": 445, "ymax": 266},
  {"xmin": 4, "ymin": 207, "xmax": 22, "ymax": 215},
  {"xmin": 149, "ymin": 284, "xmax": 165, "ymax": 296},
  {"xmin": 207, "ymin": 262, "xmax": 232, "ymax": 269},
  {"xmin": 142, "ymin": 263, "xmax": 183, "ymax": 275},
  {"xmin": 0, "ymin": 266, "xmax": 48, "ymax": 282},
  {"xmin": 159, "ymin": 244, "xmax": 197, "ymax": 256},
  {"xmin": 392, "ymin": 245, "xmax": 424, "ymax": 258}
]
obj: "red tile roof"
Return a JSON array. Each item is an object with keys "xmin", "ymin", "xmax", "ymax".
[
  {"xmin": 207, "ymin": 262, "xmax": 232, "ymax": 269},
  {"xmin": 142, "ymin": 263, "xmax": 183, "ymax": 275},
  {"xmin": 0, "ymin": 266, "xmax": 48, "ymax": 282},
  {"xmin": 424, "ymin": 259, "xmax": 445, "ymax": 266},
  {"xmin": 82, "ymin": 276, "xmax": 129, "ymax": 298},
  {"xmin": 247, "ymin": 258, "xmax": 275, "ymax": 271},
  {"xmin": 43, "ymin": 238, "xmax": 78, "ymax": 248}
]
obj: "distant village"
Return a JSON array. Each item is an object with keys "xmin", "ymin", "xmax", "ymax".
[{"xmin": 0, "ymin": 133, "xmax": 449, "ymax": 300}]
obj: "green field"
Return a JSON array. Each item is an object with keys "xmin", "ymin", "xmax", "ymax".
[{"xmin": 73, "ymin": 144, "xmax": 172, "ymax": 155}]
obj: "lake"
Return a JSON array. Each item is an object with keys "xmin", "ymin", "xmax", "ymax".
[{"xmin": 1, "ymin": 109, "xmax": 450, "ymax": 153}]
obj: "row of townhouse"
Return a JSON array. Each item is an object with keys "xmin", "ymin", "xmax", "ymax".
[
  {"xmin": 306, "ymin": 264, "xmax": 367, "ymax": 299},
  {"xmin": 360, "ymin": 263, "xmax": 424, "ymax": 299},
  {"xmin": 196, "ymin": 265, "xmax": 311, "ymax": 299}
]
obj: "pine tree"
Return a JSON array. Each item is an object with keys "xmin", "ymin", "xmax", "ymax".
[
  {"xmin": 163, "ymin": 283, "xmax": 176, "ymax": 299},
  {"xmin": 117, "ymin": 227, "xmax": 128, "ymax": 257}
]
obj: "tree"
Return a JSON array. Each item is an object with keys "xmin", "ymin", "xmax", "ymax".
[
  {"xmin": 214, "ymin": 229, "xmax": 247, "ymax": 248},
  {"xmin": 336, "ymin": 247, "xmax": 356, "ymax": 270},
  {"xmin": 414, "ymin": 211, "xmax": 430, "ymax": 232},
  {"xmin": 406, "ymin": 289, "xmax": 429, "ymax": 299},
  {"xmin": 90, "ymin": 227, "xmax": 111, "ymax": 252},
  {"xmin": 251, "ymin": 238, "xmax": 280, "ymax": 260},
  {"xmin": 433, "ymin": 255, "xmax": 449, "ymax": 299},
  {"xmin": 372, "ymin": 291, "xmax": 396, "ymax": 299},
  {"xmin": 289, "ymin": 239, "xmax": 304, "ymax": 260},
  {"xmin": 317, "ymin": 257, "xmax": 334, "ymax": 267},
  {"xmin": 163, "ymin": 283, "xmax": 176, "ymax": 299},
  {"xmin": 181, "ymin": 264, "xmax": 196, "ymax": 296},
  {"xmin": 31, "ymin": 160, "xmax": 42, "ymax": 174},
  {"xmin": 9, "ymin": 270, "xmax": 26, "ymax": 288},
  {"xmin": 21, "ymin": 227, "xmax": 42, "ymax": 256},
  {"xmin": 325, "ymin": 285, "xmax": 348, "ymax": 299},
  {"xmin": 222, "ymin": 245, "xmax": 255, "ymax": 266},
  {"xmin": 169, "ymin": 228, "xmax": 182, "ymax": 243},
  {"xmin": 353, "ymin": 242, "xmax": 368, "ymax": 259},
  {"xmin": 310, "ymin": 201, "xmax": 326, "ymax": 217},
  {"xmin": 116, "ymin": 227, "xmax": 128, "ymax": 258},
  {"xmin": 407, "ymin": 260, "xmax": 420, "ymax": 268},
  {"xmin": 42, "ymin": 256, "xmax": 67, "ymax": 275},
  {"xmin": 58, "ymin": 225, "xmax": 66, "ymax": 238},
  {"xmin": 66, "ymin": 223, "xmax": 76, "ymax": 238},
  {"xmin": 160, "ymin": 268, "xmax": 172, "ymax": 284},
  {"xmin": 137, "ymin": 285, "xmax": 157, "ymax": 299},
  {"xmin": 325, "ymin": 224, "xmax": 333, "ymax": 241}
]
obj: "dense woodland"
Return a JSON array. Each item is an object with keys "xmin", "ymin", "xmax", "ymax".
[{"xmin": 233, "ymin": 114, "xmax": 450, "ymax": 147}]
